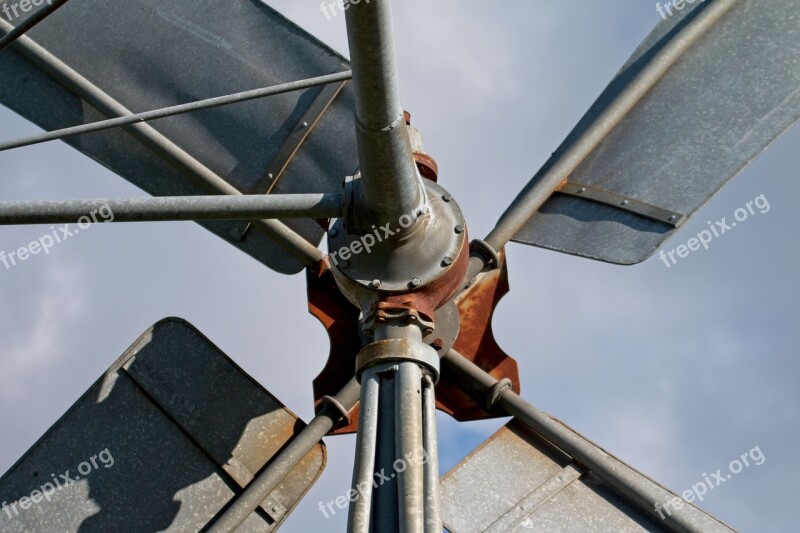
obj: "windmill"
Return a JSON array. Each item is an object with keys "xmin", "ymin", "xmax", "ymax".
[{"xmin": 0, "ymin": 0, "xmax": 791, "ymax": 528}]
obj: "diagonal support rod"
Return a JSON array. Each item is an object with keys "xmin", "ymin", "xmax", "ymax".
[
  {"xmin": 0, "ymin": 193, "xmax": 342, "ymax": 225},
  {"xmin": 0, "ymin": 0, "xmax": 70, "ymax": 53},
  {"xmin": 0, "ymin": 71, "xmax": 353, "ymax": 152}
]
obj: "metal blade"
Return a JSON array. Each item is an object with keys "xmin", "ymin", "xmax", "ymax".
[
  {"xmin": 0, "ymin": 0, "xmax": 358, "ymax": 274},
  {"xmin": 0, "ymin": 318, "xmax": 326, "ymax": 531},
  {"xmin": 505, "ymin": 0, "xmax": 800, "ymax": 265}
]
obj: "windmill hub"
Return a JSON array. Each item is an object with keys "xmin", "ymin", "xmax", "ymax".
[{"xmin": 326, "ymin": 178, "xmax": 469, "ymax": 328}]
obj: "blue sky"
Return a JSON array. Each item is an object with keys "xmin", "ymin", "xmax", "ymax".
[{"xmin": 0, "ymin": 1, "xmax": 798, "ymax": 531}]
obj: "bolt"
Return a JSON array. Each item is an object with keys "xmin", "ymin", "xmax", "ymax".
[
  {"xmin": 328, "ymin": 227, "xmax": 339, "ymax": 238},
  {"xmin": 454, "ymin": 224, "xmax": 465, "ymax": 234},
  {"xmin": 410, "ymin": 277, "xmax": 422, "ymax": 288},
  {"xmin": 302, "ymin": 121, "xmax": 309, "ymax": 128},
  {"xmin": 579, "ymin": 187, "xmax": 587, "ymax": 193},
  {"xmin": 371, "ymin": 279, "xmax": 382, "ymax": 288},
  {"xmin": 267, "ymin": 173, "xmax": 274, "ymax": 180},
  {"xmin": 668, "ymin": 215, "xmax": 677, "ymax": 221},
  {"xmin": 620, "ymin": 200, "xmax": 629, "ymax": 206},
  {"xmin": 272, "ymin": 506, "xmax": 281, "ymax": 514},
  {"xmin": 442, "ymin": 193, "xmax": 452, "ymax": 202},
  {"xmin": 433, "ymin": 339, "xmax": 443, "ymax": 350},
  {"xmin": 442, "ymin": 256, "xmax": 454, "ymax": 266},
  {"xmin": 226, "ymin": 459, "xmax": 233, "ymax": 466},
  {"xmin": 340, "ymin": 260, "xmax": 350, "ymax": 269}
]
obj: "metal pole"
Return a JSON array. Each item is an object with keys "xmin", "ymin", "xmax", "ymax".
[
  {"xmin": 0, "ymin": 0, "xmax": 70, "ymax": 53},
  {"xmin": 441, "ymin": 349, "xmax": 724, "ymax": 533},
  {"xmin": 421, "ymin": 374, "xmax": 441, "ymax": 533},
  {"xmin": 0, "ymin": 71, "xmax": 352, "ymax": 152},
  {"xmin": 207, "ymin": 378, "xmax": 361, "ymax": 533},
  {"xmin": 0, "ymin": 193, "xmax": 342, "ymax": 225},
  {"xmin": 0, "ymin": 18, "xmax": 325, "ymax": 267},
  {"xmin": 348, "ymin": 368, "xmax": 381, "ymax": 533},
  {"xmin": 395, "ymin": 362, "xmax": 425, "ymax": 533},
  {"xmin": 344, "ymin": 0, "xmax": 424, "ymax": 225}
]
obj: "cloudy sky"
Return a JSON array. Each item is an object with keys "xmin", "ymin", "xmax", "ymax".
[{"xmin": 0, "ymin": 1, "xmax": 797, "ymax": 531}]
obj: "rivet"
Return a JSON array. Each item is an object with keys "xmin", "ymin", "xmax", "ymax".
[
  {"xmin": 454, "ymin": 224, "xmax": 465, "ymax": 234},
  {"xmin": 410, "ymin": 277, "xmax": 422, "ymax": 287},
  {"xmin": 579, "ymin": 187, "xmax": 587, "ymax": 193},
  {"xmin": 620, "ymin": 200, "xmax": 629, "ymax": 206},
  {"xmin": 443, "ymin": 256, "xmax": 454, "ymax": 266},
  {"xmin": 371, "ymin": 279, "xmax": 382, "ymax": 288},
  {"xmin": 302, "ymin": 121, "xmax": 309, "ymax": 128},
  {"xmin": 442, "ymin": 194, "xmax": 452, "ymax": 202}
]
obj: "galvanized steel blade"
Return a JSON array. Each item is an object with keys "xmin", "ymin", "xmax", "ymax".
[
  {"xmin": 0, "ymin": 0, "xmax": 358, "ymax": 274},
  {"xmin": 489, "ymin": 0, "xmax": 800, "ymax": 265}
]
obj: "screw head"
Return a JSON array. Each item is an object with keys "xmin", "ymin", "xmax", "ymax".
[
  {"xmin": 328, "ymin": 227, "xmax": 339, "ymax": 238},
  {"xmin": 410, "ymin": 277, "xmax": 422, "ymax": 288},
  {"xmin": 454, "ymin": 224, "xmax": 465, "ymax": 234},
  {"xmin": 442, "ymin": 256, "xmax": 454, "ymax": 266},
  {"xmin": 371, "ymin": 279, "xmax": 382, "ymax": 288},
  {"xmin": 442, "ymin": 193, "xmax": 452, "ymax": 202}
]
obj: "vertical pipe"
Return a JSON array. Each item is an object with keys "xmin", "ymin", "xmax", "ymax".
[
  {"xmin": 348, "ymin": 369, "xmax": 382, "ymax": 533},
  {"xmin": 395, "ymin": 362, "xmax": 425, "ymax": 533},
  {"xmin": 372, "ymin": 367, "xmax": 399, "ymax": 531},
  {"xmin": 344, "ymin": 0, "xmax": 423, "ymax": 224},
  {"xmin": 421, "ymin": 374, "xmax": 442, "ymax": 533}
]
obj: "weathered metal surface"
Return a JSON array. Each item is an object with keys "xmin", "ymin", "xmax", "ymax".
[
  {"xmin": 310, "ymin": 246, "xmax": 520, "ymax": 435},
  {"xmin": 440, "ymin": 421, "xmax": 734, "ymax": 533},
  {"xmin": 510, "ymin": 0, "xmax": 800, "ymax": 264},
  {"xmin": 0, "ymin": 0, "xmax": 359, "ymax": 274},
  {"xmin": 436, "ymin": 247, "xmax": 521, "ymax": 421},
  {"xmin": 0, "ymin": 318, "xmax": 325, "ymax": 532}
]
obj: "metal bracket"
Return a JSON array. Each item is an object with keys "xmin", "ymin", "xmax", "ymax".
[
  {"xmin": 556, "ymin": 181, "xmax": 686, "ymax": 228},
  {"xmin": 231, "ymin": 74, "xmax": 349, "ymax": 241}
]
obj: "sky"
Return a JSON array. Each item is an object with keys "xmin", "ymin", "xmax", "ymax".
[{"xmin": 0, "ymin": 1, "xmax": 798, "ymax": 532}]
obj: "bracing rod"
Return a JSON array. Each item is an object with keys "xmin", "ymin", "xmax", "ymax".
[{"xmin": 0, "ymin": 193, "xmax": 342, "ymax": 225}]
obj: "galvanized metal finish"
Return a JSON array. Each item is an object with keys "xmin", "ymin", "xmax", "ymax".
[
  {"xmin": 0, "ymin": 0, "xmax": 69, "ymax": 52},
  {"xmin": 0, "ymin": 71, "xmax": 353, "ymax": 152},
  {"xmin": 344, "ymin": 0, "xmax": 425, "ymax": 226},
  {"xmin": 356, "ymin": 338, "xmax": 440, "ymax": 383},
  {"xmin": 0, "ymin": 1, "xmax": 358, "ymax": 274},
  {"xmin": 0, "ymin": 318, "xmax": 325, "ymax": 532},
  {"xmin": 348, "ymin": 368, "xmax": 382, "ymax": 533},
  {"xmin": 441, "ymin": 349, "xmax": 735, "ymax": 533},
  {"xmin": 395, "ymin": 362, "xmax": 426, "ymax": 533},
  {"xmin": 508, "ymin": 0, "xmax": 800, "ymax": 264},
  {"xmin": 209, "ymin": 376, "xmax": 361, "ymax": 532},
  {"xmin": 0, "ymin": 194, "xmax": 343, "ymax": 225},
  {"xmin": 421, "ymin": 374, "xmax": 442, "ymax": 533},
  {"xmin": 329, "ymin": 180, "xmax": 467, "ymax": 297}
]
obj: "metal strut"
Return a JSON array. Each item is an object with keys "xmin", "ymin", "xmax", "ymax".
[{"xmin": 348, "ymin": 328, "xmax": 442, "ymax": 533}]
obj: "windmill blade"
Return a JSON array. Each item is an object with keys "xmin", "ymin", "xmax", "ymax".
[
  {"xmin": 496, "ymin": 0, "xmax": 800, "ymax": 265},
  {"xmin": 0, "ymin": 318, "xmax": 326, "ymax": 531},
  {"xmin": 0, "ymin": 0, "xmax": 358, "ymax": 274}
]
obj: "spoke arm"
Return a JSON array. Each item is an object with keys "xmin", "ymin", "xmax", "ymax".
[
  {"xmin": 0, "ymin": 193, "xmax": 342, "ymax": 225},
  {"xmin": 0, "ymin": 71, "xmax": 352, "ymax": 153},
  {"xmin": 0, "ymin": 0, "xmax": 70, "ymax": 53}
]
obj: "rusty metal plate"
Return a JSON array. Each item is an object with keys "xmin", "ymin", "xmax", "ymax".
[
  {"xmin": 308, "ymin": 248, "xmax": 521, "ymax": 435},
  {"xmin": 440, "ymin": 420, "xmax": 734, "ymax": 533},
  {"xmin": 0, "ymin": 318, "xmax": 324, "ymax": 532}
]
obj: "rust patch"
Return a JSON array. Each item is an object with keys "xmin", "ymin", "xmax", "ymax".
[{"xmin": 435, "ymin": 247, "xmax": 521, "ymax": 420}]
